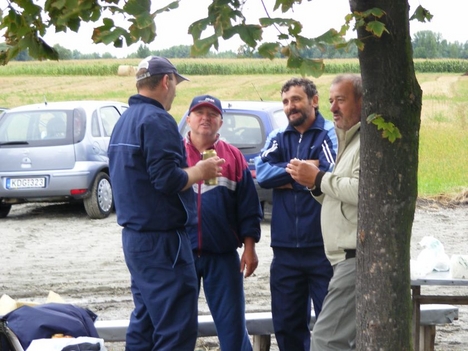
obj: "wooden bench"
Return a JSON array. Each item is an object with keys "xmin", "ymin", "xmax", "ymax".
[
  {"xmin": 418, "ymin": 304, "xmax": 459, "ymax": 351},
  {"xmin": 95, "ymin": 305, "xmax": 458, "ymax": 351}
]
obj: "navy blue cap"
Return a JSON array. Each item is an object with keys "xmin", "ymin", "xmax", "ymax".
[
  {"xmin": 189, "ymin": 95, "xmax": 223, "ymax": 117},
  {"xmin": 136, "ymin": 56, "xmax": 188, "ymax": 84}
]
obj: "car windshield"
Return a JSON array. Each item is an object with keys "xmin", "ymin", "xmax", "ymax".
[
  {"xmin": 218, "ymin": 112, "xmax": 264, "ymax": 145},
  {"xmin": 0, "ymin": 109, "xmax": 86, "ymax": 147}
]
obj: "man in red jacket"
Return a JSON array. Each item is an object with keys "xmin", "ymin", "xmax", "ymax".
[{"xmin": 183, "ymin": 94, "xmax": 262, "ymax": 351}]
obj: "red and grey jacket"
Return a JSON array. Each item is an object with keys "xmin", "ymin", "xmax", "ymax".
[{"xmin": 184, "ymin": 134, "xmax": 262, "ymax": 254}]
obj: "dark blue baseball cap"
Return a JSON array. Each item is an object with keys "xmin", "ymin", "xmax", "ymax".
[
  {"xmin": 189, "ymin": 95, "xmax": 223, "ymax": 117},
  {"xmin": 136, "ymin": 56, "xmax": 188, "ymax": 84}
]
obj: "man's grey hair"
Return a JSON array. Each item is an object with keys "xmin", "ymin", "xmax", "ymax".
[{"xmin": 331, "ymin": 74, "xmax": 363, "ymax": 101}]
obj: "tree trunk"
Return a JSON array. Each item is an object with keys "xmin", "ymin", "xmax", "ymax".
[{"xmin": 351, "ymin": 0, "xmax": 422, "ymax": 350}]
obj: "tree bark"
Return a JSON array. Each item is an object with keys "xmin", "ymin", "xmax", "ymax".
[{"xmin": 351, "ymin": 0, "xmax": 422, "ymax": 350}]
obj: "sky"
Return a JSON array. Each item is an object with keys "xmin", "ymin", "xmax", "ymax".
[{"xmin": 3, "ymin": 0, "xmax": 468, "ymax": 58}]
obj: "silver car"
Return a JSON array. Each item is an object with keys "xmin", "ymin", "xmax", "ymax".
[{"xmin": 0, "ymin": 101, "xmax": 128, "ymax": 219}]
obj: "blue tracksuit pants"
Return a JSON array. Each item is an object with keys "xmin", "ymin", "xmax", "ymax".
[
  {"xmin": 122, "ymin": 228, "xmax": 198, "ymax": 351},
  {"xmin": 270, "ymin": 246, "xmax": 333, "ymax": 351},
  {"xmin": 194, "ymin": 251, "xmax": 252, "ymax": 351}
]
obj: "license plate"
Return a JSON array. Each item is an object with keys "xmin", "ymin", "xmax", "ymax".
[{"xmin": 6, "ymin": 177, "xmax": 46, "ymax": 189}]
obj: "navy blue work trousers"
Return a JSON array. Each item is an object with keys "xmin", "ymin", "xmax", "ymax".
[
  {"xmin": 270, "ymin": 246, "xmax": 333, "ymax": 351},
  {"xmin": 194, "ymin": 251, "xmax": 252, "ymax": 351},
  {"xmin": 122, "ymin": 228, "xmax": 198, "ymax": 351}
]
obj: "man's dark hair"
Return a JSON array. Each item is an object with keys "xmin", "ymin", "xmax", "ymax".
[{"xmin": 280, "ymin": 78, "xmax": 318, "ymax": 100}]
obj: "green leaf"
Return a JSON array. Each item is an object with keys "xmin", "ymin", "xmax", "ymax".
[
  {"xmin": 258, "ymin": 42, "xmax": 280, "ymax": 59},
  {"xmin": 274, "ymin": 0, "xmax": 296, "ymax": 12},
  {"xmin": 366, "ymin": 20, "xmax": 388, "ymax": 38},
  {"xmin": 47, "ymin": 0, "xmax": 66, "ymax": 10},
  {"xmin": 299, "ymin": 58, "xmax": 325, "ymax": 78},
  {"xmin": 287, "ymin": 54, "xmax": 303, "ymax": 69},
  {"xmin": 366, "ymin": 113, "xmax": 379, "ymax": 124},
  {"xmin": 18, "ymin": 0, "xmax": 42, "ymax": 18},
  {"xmin": 154, "ymin": 0, "xmax": 180, "ymax": 14},
  {"xmin": 92, "ymin": 23, "xmax": 130, "ymax": 46},
  {"xmin": 189, "ymin": 18, "xmax": 210, "ymax": 41},
  {"xmin": 367, "ymin": 113, "xmax": 402, "ymax": 143},
  {"xmin": 235, "ymin": 24, "xmax": 263, "ymax": 48},
  {"xmin": 191, "ymin": 34, "xmax": 219, "ymax": 56},
  {"xmin": 129, "ymin": 22, "xmax": 156, "ymax": 43},
  {"xmin": 315, "ymin": 28, "xmax": 344, "ymax": 45},
  {"xmin": 362, "ymin": 7, "xmax": 386, "ymax": 19},
  {"xmin": 409, "ymin": 5, "xmax": 433, "ymax": 23},
  {"xmin": 133, "ymin": 12, "xmax": 154, "ymax": 28},
  {"xmin": 6, "ymin": 45, "xmax": 22, "ymax": 63},
  {"xmin": 350, "ymin": 38, "xmax": 365, "ymax": 51},
  {"xmin": 123, "ymin": 0, "xmax": 151, "ymax": 16},
  {"xmin": 259, "ymin": 17, "xmax": 299, "ymax": 27},
  {"xmin": 288, "ymin": 21, "xmax": 303, "ymax": 36},
  {"xmin": 67, "ymin": 17, "xmax": 81, "ymax": 32},
  {"xmin": 295, "ymin": 35, "xmax": 314, "ymax": 48},
  {"xmin": 20, "ymin": 33, "xmax": 58, "ymax": 61},
  {"xmin": 338, "ymin": 23, "xmax": 350, "ymax": 36}
]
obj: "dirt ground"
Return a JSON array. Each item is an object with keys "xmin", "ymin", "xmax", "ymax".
[{"xmin": 1, "ymin": 199, "xmax": 468, "ymax": 351}]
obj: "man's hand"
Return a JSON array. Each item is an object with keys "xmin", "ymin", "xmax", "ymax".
[
  {"xmin": 303, "ymin": 159, "xmax": 320, "ymax": 168},
  {"xmin": 183, "ymin": 156, "xmax": 225, "ymax": 190},
  {"xmin": 197, "ymin": 156, "xmax": 225, "ymax": 180},
  {"xmin": 241, "ymin": 238, "xmax": 258, "ymax": 278},
  {"xmin": 286, "ymin": 158, "xmax": 320, "ymax": 188}
]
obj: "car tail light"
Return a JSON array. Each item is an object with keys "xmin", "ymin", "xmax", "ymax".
[{"xmin": 70, "ymin": 189, "xmax": 87, "ymax": 195}]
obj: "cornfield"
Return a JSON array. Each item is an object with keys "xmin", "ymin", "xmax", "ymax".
[{"xmin": 1, "ymin": 58, "xmax": 467, "ymax": 76}]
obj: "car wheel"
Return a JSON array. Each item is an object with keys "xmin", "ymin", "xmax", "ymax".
[
  {"xmin": 0, "ymin": 199, "xmax": 12, "ymax": 218},
  {"xmin": 84, "ymin": 172, "xmax": 113, "ymax": 219}
]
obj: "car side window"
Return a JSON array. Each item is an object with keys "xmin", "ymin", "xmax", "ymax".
[
  {"xmin": 73, "ymin": 108, "xmax": 86, "ymax": 143},
  {"xmin": 91, "ymin": 114, "xmax": 101, "ymax": 137},
  {"xmin": 99, "ymin": 106, "xmax": 121, "ymax": 137}
]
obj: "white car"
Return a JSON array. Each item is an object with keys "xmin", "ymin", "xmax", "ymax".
[{"xmin": 0, "ymin": 101, "xmax": 128, "ymax": 219}]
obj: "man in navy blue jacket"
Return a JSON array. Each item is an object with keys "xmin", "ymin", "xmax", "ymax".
[
  {"xmin": 184, "ymin": 95, "xmax": 262, "ymax": 351},
  {"xmin": 108, "ymin": 57, "xmax": 224, "ymax": 351},
  {"xmin": 255, "ymin": 78, "xmax": 337, "ymax": 351}
]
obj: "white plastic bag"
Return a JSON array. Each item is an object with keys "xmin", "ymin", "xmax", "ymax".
[
  {"xmin": 26, "ymin": 337, "xmax": 107, "ymax": 351},
  {"xmin": 451, "ymin": 255, "xmax": 468, "ymax": 279},
  {"xmin": 411, "ymin": 236, "xmax": 450, "ymax": 279}
]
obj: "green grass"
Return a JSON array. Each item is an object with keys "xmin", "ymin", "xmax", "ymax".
[
  {"xmin": 0, "ymin": 61, "xmax": 466, "ymax": 198},
  {"xmin": 419, "ymin": 125, "xmax": 468, "ymax": 195},
  {"xmin": 417, "ymin": 74, "xmax": 468, "ymax": 197}
]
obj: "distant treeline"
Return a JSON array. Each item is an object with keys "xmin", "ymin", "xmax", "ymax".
[
  {"xmin": 1, "ymin": 30, "xmax": 468, "ymax": 62},
  {"xmin": 1, "ymin": 58, "xmax": 468, "ymax": 76}
]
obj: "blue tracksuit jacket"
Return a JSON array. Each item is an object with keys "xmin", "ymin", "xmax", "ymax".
[
  {"xmin": 108, "ymin": 94, "xmax": 197, "ymax": 232},
  {"xmin": 255, "ymin": 112, "xmax": 337, "ymax": 248}
]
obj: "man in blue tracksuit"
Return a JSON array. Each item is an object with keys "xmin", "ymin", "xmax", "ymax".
[
  {"xmin": 108, "ymin": 57, "xmax": 224, "ymax": 351},
  {"xmin": 255, "ymin": 78, "xmax": 337, "ymax": 351},
  {"xmin": 183, "ymin": 95, "xmax": 262, "ymax": 351}
]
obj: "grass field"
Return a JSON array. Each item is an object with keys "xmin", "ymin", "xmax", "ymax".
[{"xmin": 0, "ymin": 61, "xmax": 466, "ymax": 198}]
